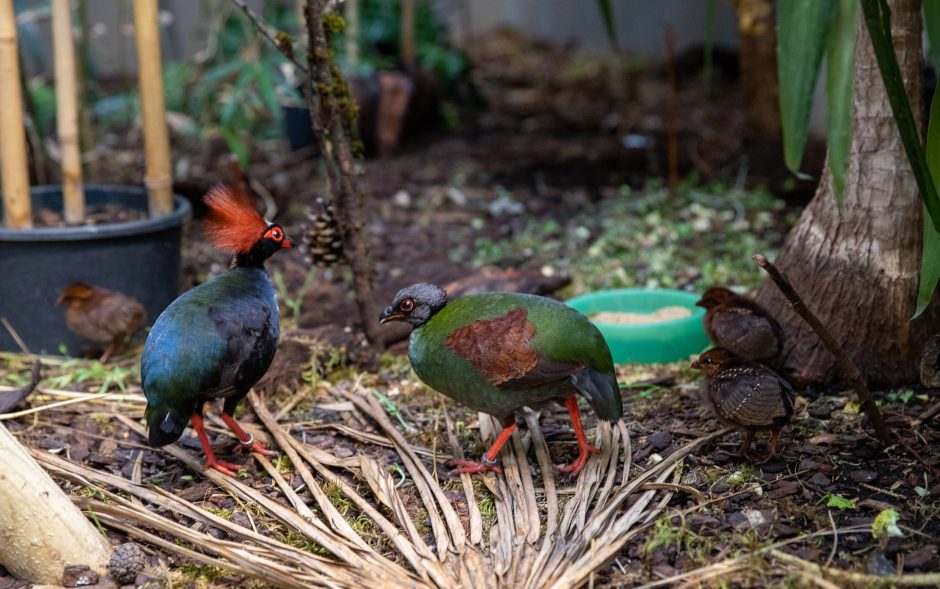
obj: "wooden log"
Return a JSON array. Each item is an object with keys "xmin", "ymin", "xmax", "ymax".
[
  {"xmin": 52, "ymin": 0, "xmax": 84, "ymax": 223},
  {"xmin": 0, "ymin": 0, "xmax": 32, "ymax": 228},
  {"xmin": 132, "ymin": 0, "xmax": 173, "ymax": 217},
  {"xmin": 0, "ymin": 423, "xmax": 112, "ymax": 583}
]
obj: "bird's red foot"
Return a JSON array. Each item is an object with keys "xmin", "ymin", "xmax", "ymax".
[
  {"xmin": 556, "ymin": 444, "xmax": 600, "ymax": 476},
  {"xmin": 204, "ymin": 458, "xmax": 244, "ymax": 477},
  {"xmin": 234, "ymin": 439, "xmax": 278, "ymax": 456},
  {"xmin": 446, "ymin": 457, "xmax": 502, "ymax": 475}
]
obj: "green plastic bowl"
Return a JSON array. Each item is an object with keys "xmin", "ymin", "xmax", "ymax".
[{"xmin": 566, "ymin": 289, "xmax": 710, "ymax": 364}]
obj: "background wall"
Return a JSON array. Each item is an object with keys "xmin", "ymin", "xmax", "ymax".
[{"xmin": 13, "ymin": 0, "xmax": 741, "ymax": 79}]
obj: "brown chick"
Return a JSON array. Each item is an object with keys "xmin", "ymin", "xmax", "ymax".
[
  {"xmin": 56, "ymin": 282, "xmax": 147, "ymax": 363},
  {"xmin": 692, "ymin": 347, "xmax": 794, "ymax": 462},
  {"xmin": 921, "ymin": 332, "xmax": 940, "ymax": 389},
  {"xmin": 696, "ymin": 287, "xmax": 784, "ymax": 363}
]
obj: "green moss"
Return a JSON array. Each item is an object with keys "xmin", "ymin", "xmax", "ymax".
[
  {"xmin": 282, "ymin": 528, "xmax": 331, "ymax": 556},
  {"xmin": 275, "ymin": 31, "xmax": 294, "ymax": 60},
  {"xmin": 323, "ymin": 480, "xmax": 354, "ymax": 515},
  {"xmin": 323, "ymin": 12, "xmax": 346, "ymax": 35},
  {"xmin": 642, "ymin": 513, "xmax": 714, "ymax": 565},
  {"xmin": 206, "ymin": 507, "xmax": 234, "ymax": 520},
  {"xmin": 178, "ymin": 562, "xmax": 229, "ymax": 583}
]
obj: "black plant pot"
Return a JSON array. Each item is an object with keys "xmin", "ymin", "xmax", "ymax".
[{"xmin": 0, "ymin": 185, "xmax": 191, "ymax": 355}]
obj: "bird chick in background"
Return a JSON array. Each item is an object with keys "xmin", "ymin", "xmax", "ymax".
[
  {"xmin": 380, "ymin": 283, "xmax": 623, "ymax": 477},
  {"xmin": 696, "ymin": 287, "xmax": 784, "ymax": 364},
  {"xmin": 56, "ymin": 282, "xmax": 147, "ymax": 363},
  {"xmin": 921, "ymin": 332, "xmax": 940, "ymax": 390},
  {"xmin": 692, "ymin": 347, "xmax": 794, "ymax": 463}
]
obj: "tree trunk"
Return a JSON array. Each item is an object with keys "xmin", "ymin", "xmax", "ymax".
[
  {"xmin": 0, "ymin": 424, "xmax": 112, "ymax": 583},
  {"xmin": 735, "ymin": 0, "xmax": 781, "ymax": 138},
  {"xmin": 756, "ymin": 0, "xmax": 939, "ymax": 387}
]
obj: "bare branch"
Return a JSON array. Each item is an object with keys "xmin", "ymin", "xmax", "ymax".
[
  {"xmin": 229, "ymin": 0, "xmax": 309, "ymax": 75},
  {"xmin": 303, "ymin": 0, "xmax": 385, "ymax": 351},
  {"xmin": 753, "ymin": 254, "xmax": 891, "ymax": 444}
]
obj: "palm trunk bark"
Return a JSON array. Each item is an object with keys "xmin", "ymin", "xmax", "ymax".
[{"xmin": 756, "ymin": 0, "xmax": 938, "ymax": 386}]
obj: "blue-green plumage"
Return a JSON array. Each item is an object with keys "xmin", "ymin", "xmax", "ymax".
[{"xmin": 142, "ymin": 266, "xmax": 279, "ymax": 447}]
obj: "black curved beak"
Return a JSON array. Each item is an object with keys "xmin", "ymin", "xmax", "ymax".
[
  {"xmin": 379, "ymin": 305, "xmax": 403, "ymax": 324},
  {"xmin": 694, "ymin": 299, "xmax": 705, "ymax": 307}
]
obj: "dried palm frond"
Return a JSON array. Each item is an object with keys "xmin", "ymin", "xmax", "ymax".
[{"xmin": 31, "ymin": 380, "xmax": 723, "ymax": 588}]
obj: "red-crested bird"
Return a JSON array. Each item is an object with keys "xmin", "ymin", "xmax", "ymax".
[
  {"xmin": 56, "ymin": 282, "xmax": 147, "ymax": 363},
  {"xmin": 692, "ymin": 347, "xmax": 794, "ymax": 462},
  {"xmin": 141, "ymin": 184, "xmax": 293, "ymax": 476},
  {"xmin": 696, "ymin": 287, "xmax": 784, "ymax": 364}
]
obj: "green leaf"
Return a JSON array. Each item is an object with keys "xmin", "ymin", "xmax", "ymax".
[
  {"xmin": 819, "ymin": 493, "xmax": 856, "ymax": 510},
  {"xmin": 925, "ymin": 1, "xmax": 940, "ymax": 71},
  {"xmin": 778, "ymin": 0, "xmax": 837, "ymax": 174},
  {"xmin": 860, "ymin": 0, "xmax": 940, "ymax": 232},
  {"xmin": 219, "ymin": 127, "xmax": 248, "ymax": 169},
  {"xmin": 595, "ymin": 0, "xmax": 619, "ymax": 52},
  {"xmin": 872, "ymin": 509, "xmax": 903, "ymax": 541},
  {"xmin": 254, "ymin": 65, "xmax": 281, "ymax": 117},
  {"xmin": 825, "ymin": 0, "xmax": 858, "ymax": 204},
  {"xmin": 221, "ymin": 70, "xmax": 252, "ymax": 126},
  {"xmin": 915, "ymin": 81, "xmax": 940, "ymax": 318}
]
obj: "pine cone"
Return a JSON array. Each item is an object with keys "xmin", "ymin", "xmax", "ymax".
[{"xmin": 304, "ymin": 198, "xmax": 344, "ymax": 267}]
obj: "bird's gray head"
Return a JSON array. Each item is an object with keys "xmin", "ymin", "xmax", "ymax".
[{"xmin": 379, "ymin": 283, "xmax": 448, "ymax": 328}]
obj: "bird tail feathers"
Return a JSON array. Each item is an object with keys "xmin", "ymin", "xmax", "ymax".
[
  {"xmin": 145, "ymin": 404, "xmax": 187, "ymax": 447},
  {"xmin": 571, "ymin": 368, "xmax": 623, "ymax": 422}
]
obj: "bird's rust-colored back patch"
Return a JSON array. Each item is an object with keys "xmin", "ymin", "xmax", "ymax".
[{"xmin": 446, "ymin": 307, "xmax": 537, "ymax": 385}]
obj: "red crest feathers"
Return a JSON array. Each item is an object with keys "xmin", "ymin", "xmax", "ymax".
[{"xmin": 203, "ymin": 184, "xmax": 267, "ymax": 254}]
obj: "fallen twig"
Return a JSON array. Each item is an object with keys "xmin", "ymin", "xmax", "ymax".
[
  {"xmin": 771, "ymin": 548, "xmax": 940, "ymax": 586},
  {"xmin": 0, "ymin": 357, "xmax": 40, "ymax": 413},
  {"xmin": 893, "ymin": 431, "xmax": 940, "ymax": 478},
  {"xmin": 753, "ymin": 253, "xmax": 891, "ymax": 443}
]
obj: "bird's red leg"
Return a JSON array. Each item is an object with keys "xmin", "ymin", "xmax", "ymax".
[
  {"xmin": 221, "ymin": 412, "xmax": 277, "ymax": 456},
  {"xmin": 757, "ymin": 427, "xmax": 780, "ymax": 464},
  {"xmin": 446, "ymin": 423, "xmax": 517, "ymax": 475},
  {"xmin": 737, "ymin": 429, "xmax": 755, "ymax": 459},
  {"xmin": 191, "ymin": 414, "xmax": 243, "ymax": 476},
  {"xmin": 557, "ymin": 396, "xmax": 600, "ymax": 476},
  {"xmin": 99, "ymin": 342, "xmax": 115, "ymax": 364}
]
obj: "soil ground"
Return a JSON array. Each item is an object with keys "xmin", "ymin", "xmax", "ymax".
[{"xmin": 1, "ymin": 30, "xmax": 938, "ymax": 589}]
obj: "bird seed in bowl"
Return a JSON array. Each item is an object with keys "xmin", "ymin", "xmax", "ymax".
[{"xmin": 590, "ymin": 306, "xmax": 691, "ymax": 324}]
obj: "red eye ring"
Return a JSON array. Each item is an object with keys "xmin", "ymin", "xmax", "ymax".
[
  {"xmin": 266, "ymin": 226, "xmax": 283, "ymax": 242},
  {"xmin": 400, "ymin": 298, "xmax": 415, "ymax": 313}
]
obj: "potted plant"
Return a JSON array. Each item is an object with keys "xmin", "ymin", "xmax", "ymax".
[{"xmin": 0, "ymin": 0, "xmax": 190, "ymax": 355}]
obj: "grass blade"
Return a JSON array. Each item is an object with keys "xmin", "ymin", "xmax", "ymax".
[
  {"xmin": 778, "ymin": 0, "xmax": 836, "ymax": 174},
  {"xmin": 595, "ymin": 0, "xmax": 619, "ymax": 52},
  {"xmin": 826, "ymin": 0, "xmax": 858, "ymax": 203},
  {"xmin": 914, "ymin": 81, "xmax": 940, "ymax": 318},
  {"xmin": 925, "ymin": 0, "xmax": 940, "ymax": 71}
]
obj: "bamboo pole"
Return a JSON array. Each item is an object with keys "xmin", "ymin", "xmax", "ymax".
[
  {"xmin": 345, "ymin": 0, "xmax": 359, "ymax": 69},
  {"xmin": 52, "ymin": 0, "xmax": 84, "ymax": 223},
  {"xmin": 132, "ymin": 0, "xmax": 173, "ymax": 217},
  {"xmin": 0, "ymin": 0, "xmax": 32, "ymax": 228},
  {"xmin": 400, "ymin": 0, "xmax": 415, "ymax": 67},
  {"xmin": 0, "ymin": 423, "xmax": 112, "ymax": 583}
]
